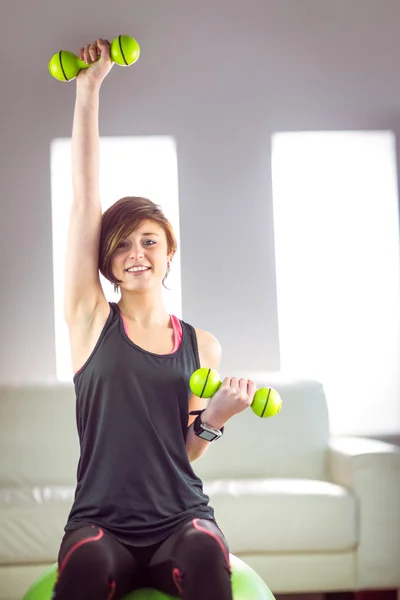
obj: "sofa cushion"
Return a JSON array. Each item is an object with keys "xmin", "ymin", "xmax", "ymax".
[
  {"xmin": 0, "ymin": 478, "xmax": 357, "ymax": 564},
  {"xmin": 0, "ymin": 384, "xmax": 79, "ymax": 487},
  {"xmin": 0, "ymin": 376, "xmax": 330, "ymax": 486},
  {"xmin": 0, "ymin": 487, "xmax": 73, "ymax": 564},
  {"xmin": 193, "ymin": 374, "xmax": 330, "ymax": 481},
  {"xmin": 203, "ymin": 478, "xmax": 358, "ymax": 553}
]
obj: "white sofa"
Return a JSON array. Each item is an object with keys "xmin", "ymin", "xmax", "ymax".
[{"xmin": 0, "ymin": 374, "xmax": 399, "ymax": 600}]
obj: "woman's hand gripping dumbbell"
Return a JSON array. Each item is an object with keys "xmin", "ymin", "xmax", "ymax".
[
  {"xmin": 190, "ymin": 368, "xmax": 282, "ymax": 422},
  {"xmin": 48, "ymin": 34, "xmax": 140, "ymax": 81}
]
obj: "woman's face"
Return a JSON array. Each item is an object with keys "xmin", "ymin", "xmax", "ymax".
[{"xmin": 111, "ymin": 219, "xmax": 171, "ymax": 292}]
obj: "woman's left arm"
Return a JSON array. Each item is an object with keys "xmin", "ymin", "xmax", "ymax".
[
  {"xmin": 186, "ymin": 330, "xmax": 257, "ymax": 462},
  {"xmin": 186, "ymin": 329, "xmax": 223, "ymax": 462}
]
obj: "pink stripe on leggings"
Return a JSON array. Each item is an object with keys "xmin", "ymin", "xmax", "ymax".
[
  {"xmin": 172, "ymin": 567, "xmax": 184, "ymax": 593},
  {"xmin": 107, "ymin": 580, "xmax": 116, "ymax": 600},
  {"xmin": 56, "ymin": 527, "xmax": 116, "ymax": 599},
  {"xmin": 192, "ymin": 519, "xmax": 231, "ymax": 568},
  {"xmin": 171, "ymin": 519, "xmax": 231, "ymax": 592},
  {"xmin": 58, "ymin": 527, "xmax": 104, "ymax": 578}
]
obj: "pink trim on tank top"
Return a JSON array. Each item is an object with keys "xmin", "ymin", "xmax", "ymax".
[
  {"xmin": 73, "ymin": 314, "xmax": 183, "ymax": 375},
  {"xmin": 121, "ymin": 313, "xmax": 182, "ymax": 354}
]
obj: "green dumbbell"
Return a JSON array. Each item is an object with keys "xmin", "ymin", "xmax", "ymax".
[
  {"xmin": 48, "ymin": 34, "xmax": 140, "ymax": 82},
  {"xmin": 189, "ymin": 368, "xmax": 282, "ymax": 418}
]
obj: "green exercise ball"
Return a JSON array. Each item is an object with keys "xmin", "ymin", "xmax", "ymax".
[{"xmin": 23, "ymin": 554, "xmax": 275, "ymax": 600}]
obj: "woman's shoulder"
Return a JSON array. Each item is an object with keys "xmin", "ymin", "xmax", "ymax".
[
  {"xmin": 193, "ymin": 327, "xmax": 222, "ymax": 367},
  {"xmin": 175, "ymin": 317, "xmax": 221, "ymax": 367}
]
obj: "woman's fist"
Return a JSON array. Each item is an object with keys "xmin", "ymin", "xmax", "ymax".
[
  {"xmin": 203, "ymin": 376, "xmax": 257, "ymax": 427},
  {"xmin": 77, "ymin": 38, "xmax": 113, "ymax": 86}
]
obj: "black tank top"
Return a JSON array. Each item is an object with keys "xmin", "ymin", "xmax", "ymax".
[{"xmin": 65, "ymin": 302, "xmax": 215, "ymax": 546}]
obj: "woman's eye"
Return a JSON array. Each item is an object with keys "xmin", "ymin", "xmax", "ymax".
[
  {"xmin": 117, "ymin": 242, "xmax": 129, "ymax": 248},
  {"xmin": 143, "ymin": 240, "xmax": 156, "ymax": 246}
]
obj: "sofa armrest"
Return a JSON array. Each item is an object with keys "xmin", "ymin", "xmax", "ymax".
[{"xmin": 328, "ymin": 436, "xmax": 400, "ymax": 588}]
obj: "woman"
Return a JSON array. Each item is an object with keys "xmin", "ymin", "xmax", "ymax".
[{"xmin": 54, "ymin": 37, "xmax": 257, "ymax": 600}]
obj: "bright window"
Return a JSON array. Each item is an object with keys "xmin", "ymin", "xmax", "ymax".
[
  {"xmin": 50, "ymin": 136, "xmax": 181, "ymax": 383},
  {"xmin": 271, "ymin": 131, "xmax": 400, "ymax": 435}
]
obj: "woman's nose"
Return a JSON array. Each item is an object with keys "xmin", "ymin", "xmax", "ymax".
[{"xmin": 129, "ymin": 244, "xmax": 144, "ymax": 259}]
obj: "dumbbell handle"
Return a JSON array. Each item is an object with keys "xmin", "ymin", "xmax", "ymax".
[
  {"xmin": 190, "ymin": 368, "xmax": 282, "ymax": 418},
  {"xmin": 69, "ymin": 41, "xmax": 132, "ymax": 69},
  {"xmin": 62, "ymin": 34, "xmax": 133, "ymax": 66}
]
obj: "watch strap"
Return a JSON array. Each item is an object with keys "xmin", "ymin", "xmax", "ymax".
[{"xmin": 189, "ymin": 409, "xmax": 224, "ymax": 439}]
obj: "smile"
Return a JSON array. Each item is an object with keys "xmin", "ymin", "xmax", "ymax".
[{"xmin": 126, "ymin": 266, "xmax": 151, "ymax": 274}]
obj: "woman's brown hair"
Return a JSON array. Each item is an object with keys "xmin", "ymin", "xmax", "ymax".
[{"xmin": 99, "ymin": 197, "xmax": 177, "ymax": 293}]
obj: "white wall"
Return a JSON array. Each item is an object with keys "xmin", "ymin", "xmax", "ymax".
[{"xmin": 1, "ymin": 0, "xmax": 400, "ymax": 384}]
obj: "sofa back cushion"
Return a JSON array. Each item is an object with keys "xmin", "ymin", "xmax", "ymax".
[
  {"xmin": 0, "ymin": 373, "xmax": 330, "ymax": 486},
  {"xmin": 0, "ymin": 383, "xmax": 78, "ymax": 487},
  {"xmin": 193, "ymin": 373, "xmax": 330, "ymax": 481}
]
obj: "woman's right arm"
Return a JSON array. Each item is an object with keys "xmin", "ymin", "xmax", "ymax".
[{"xmin": 64, "ymin": 39, "xmax": 113, "ymax": 327}]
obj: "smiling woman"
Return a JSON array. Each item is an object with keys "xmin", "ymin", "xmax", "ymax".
[
  {"xmin": 98, "ymin": 196, "xmax": 178, "ymax": 294},
  {"xmin": 50, "ymin": 137, "xmax": 182, "ymax": 382},
  {"xmin": 46, "ymin": 36, "xmax": 257, "ymax": 600}
]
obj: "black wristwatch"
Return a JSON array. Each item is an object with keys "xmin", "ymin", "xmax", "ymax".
[{"xmin": 189, "ymin": 410, "xmax": 224, "ymax": 442}]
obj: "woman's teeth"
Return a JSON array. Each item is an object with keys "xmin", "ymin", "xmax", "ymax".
[{"xmin": 127, "ymin": 267, "xmax": 149, "ymax": 272}]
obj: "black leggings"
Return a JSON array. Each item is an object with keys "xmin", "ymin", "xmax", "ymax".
[{"xmin": 52, "ymin": 519, "xmax": 233, "ymax": 600}]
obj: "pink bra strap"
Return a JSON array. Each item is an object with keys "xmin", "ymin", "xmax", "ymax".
[
  {"xmin": 170, "ymin": 314, "xmax": 183, "ymax": 353},
  {"xmin": 121, "ymin": 313, "xmax": 182, "ymax": 354}
]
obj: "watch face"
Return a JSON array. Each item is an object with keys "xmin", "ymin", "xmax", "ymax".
[
  {"xmin": 199, "ymin": 429, "xmax": 219, "ymax": 442},
  {"xmin": 193, "ymin": 415, "xmax": 222, "ymax": 442}
]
